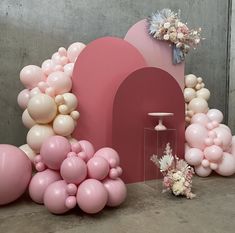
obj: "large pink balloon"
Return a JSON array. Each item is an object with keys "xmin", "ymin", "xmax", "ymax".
[
  {"xmin": 213, "ymin": 126, "xmax": 232, "ymax": 151},
  {"xmin": 17, "ymin": 89, "xmax": 31, "ymax": 109},
  {"xmin": 216, "ymin": 152, "xmax": 235, "ymax": 176},
  {"xmin": 204, "ymin": 145, "xmax": 223, "ymax": 162},
  {"xmin": 60, "ymin": 156, "xmax": 87, "ymax": 184},
  {"xmin": 20, "ymin": 65, "xmax": 46, "ymax": 89},
  {"xmin": 185, "ymin": 123, "xmax": 207, "ymax": 150},
  {"xmin": 78, "ymin": 140, "xmax": 95, "ymax": 162},
  {"xmin": 194, "ymin": 164, "xmax": 212, "ymax": 177},
  {"xmin": 87, "ymin": 156, "xmax": 110, "ymax": 180},
  {"xmin": 185, "ymin": 148, "xmax": 203, "ymax": 166},
  {"xmin": 94, "ymin": 147, "xmax": 120, "ymax": 168},
  {"xmin": 0, "ymin": 145, "xmax": 32, "ymax": 205},
  {"xmin": 29, "ymin": 169, "xmax": 61, "ymax": 204},
  {"xmin": 67, "ymin": 42, "xmax": 86, "ymax": 62},
  {"xmin": 191, "ymin": 113, "xmax": 210, "ymax": 126},
  {"xmin": 76, "ymin": 179, "xmax": 108, "ymax": 214},
  {"xmin": 207, "ymin": 109, "xmax": 223, "ymax": 123},
  {"xmin": 41, "ymin": 59, "xmax": 56, "ymax": 76},
  {"xmin": 47, "ymin": 71, "xmax": 72, "ymax": 95},
  {"xmin": 44, "ymin": 180, "xmax": 73, "ymax": 214},
  {"xmin": 40, "ymin": 136, "xmax": 71, "ymax": 170},
  {"xmin": 103, "ymin": 178, "xmax": 127, "ymax": 207}
]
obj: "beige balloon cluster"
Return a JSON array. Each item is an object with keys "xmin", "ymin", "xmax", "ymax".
[
  {"xmin": 184, "ymin": 74, "xmax": 210, "ymax": 126},
  {"xmin": 18, "ymin": 43, "xmax": 86, "ymax": 161}
]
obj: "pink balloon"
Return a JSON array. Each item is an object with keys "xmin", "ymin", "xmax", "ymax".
[
  {"xmin": 185, "ymin": 143, "xmax": 191, "ymax": 153},
  {"xmin": 29, "ymin": 169, "xmax": 61, "ymax": 204},
  {"xmin": 67, "ymin": 42, "xmax": 86, "ymax": 62},
  {"xmin": 87, "ymin": 157, "xmax": 109, "ymax": 180},
  {"xmin": 0, "ymin": 145, "xmax": 32, "ymax": 205},
  {"xmin": 213, "ymin": 126, "xmax": 232, "ymax": 150},
  {"xmin": 103, "ymin": 178, "xmax": 127, "ymax": 207},
  {"xmin": 216, "ymin": 152, "xmax": 235, "ymax": 176},
  {"xmin": 94, "ymin": 147, "xmax": 120, "ymax": 168},
  {"xmin": 51, "ymin": 52, "xmax": 69, "ymax": 66},
  {"xmin": 60, "ymin": 156, "xmax": 87, "ymax": 184},
  {"xmin": 20, "ymin": 65, "xmax": 46, "ymax": 89},
  {"xmin": 40, "ymin": 136, "xmax": 71, "ymax": 170},
  {"xmin": 78, "ymin": 140, "xmax": 95, "ymax": 162},
  {"xmin": 194, "ymin": 164, "xmax": 212, "ymax": 177},
  {"xmin": 185, "ymin": 148, "xmax": 203, "ymax": 166},
  {"xmin": 63, "ymin": 63, "xmax": 74, "ymax": 77},
  {"xmin": 44, "ymin": 180, "xmax": 74, "ymax": 214},
  {"xmin": 185, "ymin": 123, "xmax": 207, "ymax": 150},
  {"xmin": 17, "ymin": 89, "xmax": 31, "ymax": 109},
  {"xmin": 47, "ymin": 71, "xmax": 72, "ymax": 95},
  {"xmin": 76, "ymin": 179, "xmax": 108, "ymax": 214},
  {"xmin": 191, "ymin": 113, "xmax": 210, "ymax": 126},
  {"xmin": 41, "ymin": 59, "xmax": 56, "ymax": 76},
  {"xmin": 204, "ymin": 145, "xmax": 223, "ymax": 162},
  {"xmin": 207, "ymin": 109, "xmax": 223, "ymax": 123}
]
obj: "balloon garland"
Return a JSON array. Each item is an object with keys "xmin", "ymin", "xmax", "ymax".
[{"xmin": 184, "ymin": 74, "xmax": 235, "ymax": 177}]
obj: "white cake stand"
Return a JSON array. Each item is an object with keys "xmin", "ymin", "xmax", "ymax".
[{"xmin": 148, "ymin": 112, "xmax": 174, "ymax": 131}]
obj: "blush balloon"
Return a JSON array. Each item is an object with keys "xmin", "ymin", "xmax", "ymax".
[
  {"xmin": 78, "ymin": 140, "xmax": 95, "ymax": 162},
  {"xmin": 41, "ymin": 59, "xmax": 55, "ymax": 76},
  {"xmin": 207, "ymin": 109, "xmax": 223, "ymax": 123},
  {"xmin": 67, "ymin": 42, "xmax": 86, "ymax": 62},
  {"xmin": 213, "ymin": 126, "xmax": 232, "ymax": 151},
  {"xmin": 194, "ymin": 164, "xmax": 212, "ymax": 177},
  {"xmin": 87, "ymin": 157, "xmax": 109, "ymax": 180},
  {"xmin": 17, "ymin": 89, "xmax": 31, "ymax": 109},
  {"xmin": 216, "ymin": 152, "xmax": 235, "ymax": 176},
  {"xmin": 29, "ymin": 169, "xmax": 61, "ymax": 204},
  {"xmin": 204, "ymin": 145, "xmax": 223, "ymax": 162},
  {"xmin": 185, "ymin": 148, "xmax": 203, "ymax": 166},
  {"xmin": 63, "ymin": 63, "xmax": 74, "ymax": 77},
  {"xmin": 191, "ymin": 113, "xmax": 210, "ymax": 126}
]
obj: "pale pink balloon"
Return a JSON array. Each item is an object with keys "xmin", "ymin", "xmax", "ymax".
[
  {"xmin": 40, "ymin": 135, "xmax": 71, "ymax": 170},
  {"xmin": 60, "ymin": 156, "xmax": 87, "ymax": 184},
  {"xmin": 87, "ymin": 157, "xmax": 109, "ymax": 180},
  {"xmin": 201, "ymin": 159, "xmax": 210, "ymax": 168},
  {"xmin": 204, "ymin": 145, "xmax": 223, "ymax": 162},
  {"xmin": 29, "ymin": 169, "xmax": 61, "ymax": 204},
  {"xmin": 63, "ymin": 63, "xmax": 74, "ymax": 77},
  {"xmin": 207, "ymin": 109, "xmax": 223, "ymax": 123},
  {"xmin": 67, "ymin": 42, "xmax": 86, "ymax": 62},
  {"xmin": 51, "ymin": 52, "xmax": 69, "ymax": 66},
  {"xmin": 191, "ymin": 113, "xmax": 210, "ymax": 126},
  {"xmin": 41, "ymin": 59, "xmax": 55, "ymax": 76},
  {"xmin": 53, "ymin": 115, "xmax": 75, "ymax": 136},
  {"xmin": 0, "ymin": 145, "xmax": 32, "ymax": 205},
  {"xmin": 78, "ymin": 140, "xmax": 95, "ymax": 162},
  {"xmin": 76, "ymin": 179, "xmax": 108, "ymax": 214},
  {"xmin": 185, "ymin": 143, "xmax": 191, "ymax": 153},
  {"xmin": 219, "ymin": 124, "xmax": 232, "ymax": 134},
  {"xmin": 22, "ymin": 109, "xmax": 36, "ymax": 128},
  {"xmin": 20, "ymin": 65, "xmax": 46, "ymax": 89},
  {"xmin": 94, "ymin": 147, "xmax": 120, "ymax": 168},
  {"xmin": 185, "ymin": 123, "xmax": 207, "ymax": 150},
  {"xmin": 194, "ymin": 164, "xmax": 212, "ymax": 177},
  {"xmin": 30, "ymin": 87, "xmax": 42, "ymax": 97},
  {"xmin": 44, "ymin": 180, "xmax": 71, "ymax": 214},
  {"xmin": 27, "ymin": 124, "xmax": 55, "ymax": 153},
  {"xmin": 213, "ymin": 126, "xmax": 232, "ymax": 150},
  {"xmin": 185, "ymin": 148, "xmax": 203, "ymax": 166},
  {"xmin": 17, "ymin": 89, "xmax": 31, "ymax": 109},
  {"xmin": 47, "ymin": 71, "xmax": 72, "ymax": 95},
  {"xmin": 216, "ymin": 152, "xmax": 235, "ymax": 176},
  {"xmin": 103, "ymin": 178, "xmax": 126, "ymax": 207}
]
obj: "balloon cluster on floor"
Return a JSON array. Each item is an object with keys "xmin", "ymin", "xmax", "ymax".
[{"xmin": 184, "ymin": 74, "xmax": 235, "ymax": 177}]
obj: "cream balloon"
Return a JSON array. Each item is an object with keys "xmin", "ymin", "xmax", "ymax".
[
  {"xmin": 196, "ymin": 88, "xmax": 210, "ymax": 101},
  {"xmin": 53, "ymin": 115, "xmax": 75, "ymax": 136},
  {"xmin": 27, "ymin": 94, "xmax": 57, "ymax": 124},
  {"xmin": 19, "ymin": 144, "xmax": 36, "ymax": 162},
  {"xmin": 22, "ymin": 109, "xmax": 36, "ymax": 128},
  {"xmin": 27, "ymin": 124, "xmax": 55, "ymax": 153},
  {"xmin": 56, "ymin": 93, "xmax": 78, "ymax": 114},
  {"xmin": 184, "ymin": 88, "xmax": 196, "ymax": 103},
  {"xmin": 185, "ymin": 74, "xmax": 197, "ymax": 88},
  {"xmin": 188, "ymin": 97, "xmax": 208, "ymax": 114}
]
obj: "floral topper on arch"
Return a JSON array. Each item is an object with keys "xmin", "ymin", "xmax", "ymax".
[{"xmin": 147, "ymin": 9, "xmax": 202, "ymax": 64}]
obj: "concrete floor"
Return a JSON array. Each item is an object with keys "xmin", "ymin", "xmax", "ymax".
[{"xmin": 0, "ymin": 176, "xmax": 235, "ymax": 233}]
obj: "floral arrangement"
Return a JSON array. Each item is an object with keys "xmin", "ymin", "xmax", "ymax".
[
  {"xmin": 148, "ymin": 9, "xmax": 202, "ymax": 64},
  {"xmin": 150, "ymin": 143, "xmax": 196, "ymax": 199}
]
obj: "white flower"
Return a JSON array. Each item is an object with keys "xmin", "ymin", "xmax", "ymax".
[
  {"xmin": 177, "ymin": 22, "xmax": 184, "ymax": 27},
  {"xmin": 159, "ymin": 154, "xmax": 174, "ymax": 171},
  {"xmin": 163, "ymin": 22, "xmax": 171, "ymax": 29},
  {"xmin": 177, "ymin": 32, "xmax": 184, "ymax": 39},
  {"xmin": 172, "ymin": 171, "xmax": 183, "ymax": 181},
  {"xmin": 163, "ymin": 34, "xmax": 170, "ymax": 40},
  {"xmin": 172, "ymin": 181, "xmax": 185, "ymax": 196}
]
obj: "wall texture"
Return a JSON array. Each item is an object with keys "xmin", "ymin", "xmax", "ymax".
[{"xmin": 0, "ymin": 0, "xmax": 231, "ymax": 145}]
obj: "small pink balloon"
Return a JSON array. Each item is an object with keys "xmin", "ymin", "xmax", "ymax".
[
  {"xmin": 216, "ymin": 152, "xmax": 235, "ymax": 176},
  {"xmin": 185, "ymin": 123, "xmax": 207, "ymax": 150},
  {"xmin": 204, "ymin": 145, "xmax": 223, "ymax": 162},
  {"xmin": 51, "ymin": 52, "xmax": 68, "ymax": 66},
  {"xmin": 76, "ymin": 179, "xmax": 108, "ymax": 214},
  {"xmin": 210, "ymin": 162, "xmax": 218, "ymax": 170},
  {"xmin": 87, "ymin": 157, "xmax": 109, "ymax": 180},
  {"xmin": 191, "ymin": 113, "xmax": 210, "ymax": 126},
  {"xmin": 207, "ymin": 109, "xmax": 223, "ymax": 123},
  {"xmin": 65, "ymin": 196, "xmax": 77, "ymax": 209},
  {"xmin": 185, "ymin": 148, "xmax": 203, "ymax": 166},
  {"xmin": 44, "ymin": 180, "xmax": 71, "ymax": 214},
  {"xmin": 63, "ymin": 63, "xmax": 74, "ymax": 77},
  {"xmin": 103, "ymin": 178, "xmax": 127, "ymax": 207},
  {"xmin": 201, "ymin": 159, "xmax": 210, "ymax": 168},
  {"xmin": 35, "ymin": 162, "xmax": 46, "ymax": 172},
  {"xmin": 212, "ymin": 121, "xmax": 219, "ymax": 128},
  {"xmin": 29, "ymin": 169, "xmax": 61, "ymax": 204},
  {"xmin": 109, "ymin": 168, "xmax": 119, "ymax": 179},
  {"xmin": 0, "ymin": 145, "xmax": 32, "ymax": 205},
  {"xmin": 41, "ymin": 59, "xmax": 55, "ymax": 76},
  {"xmin": 71, "ymin": 142, "xmax": 82, "ymax": 153},
  {"xmin": 66, "ymin": 183, "xmax": 77, "ymax": 196},
  {"xmin": 213, "ymin": 126, "xmax": 232, "ymax": 150},
  {"xmin": 20, "ymin": 65, "xmax": 46, "ymax": 89},
  {"xmin": 204, "ymin": 138, "xmax": 213, "ymax": 146},
  {"xmin": 78, "ymin": 140, "xmax": 95, "ymax": 162},
  {"xmin": 17, "ymin": 89, "xmax": 31, "ymax": 109},
  {"xmin": 116, "ymin": 166, "xmax": 123, "ymax": 176},
  {"xmin": 94, "ymin": 147, "xmax": 120, "ymax": 168},
  {"xmin": 213, "ymin": 138, "xmax": 222, "ymax": 146},
  {"xmin": 206, "ymin": 123, "xmax": 214, "ymax": 130},
  {"xmin": 40, "ymin": 136, "xmax": 71, "ymax": 170},
  {"xmin": 47, "ymin": 71, "xmax": 72, "ymax": 95},
  {"xmin": 208, "ymin": 130, "xmax": 216, "ymax": 139},
  {"xmin": 60, "ymin": 156, "xmax": 87, "ymax": 184},
  {"xmin": 67, "ymin": 42, "xmax": 86, "ymax": 62},
  {"xmin": 194, "ymin": 164, "xmax": 212, "ymax": 177}
]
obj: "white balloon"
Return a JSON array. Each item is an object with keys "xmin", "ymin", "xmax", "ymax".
[
  {"xmin": 196, "ymin": 88, "xmax": 210, "ymax": 101},
  {"xmin": 19, "ymin": 144, "xmax": 36, "ymax": 162},
  {"xmin": 184, "ymin": 88, "xmax": 196, "ymax": 102},
  {"xmin": 185, "ymin": 74, "xmax": 197, "ymax": 88},
  {"xmin": 188, "ymin": 97, "xmax": 208, "ymax": 114}
]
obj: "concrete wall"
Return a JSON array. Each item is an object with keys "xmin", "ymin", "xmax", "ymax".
[{"xmin": 0, "ymin": 0, "xmax": 231, "ymax": 145}]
